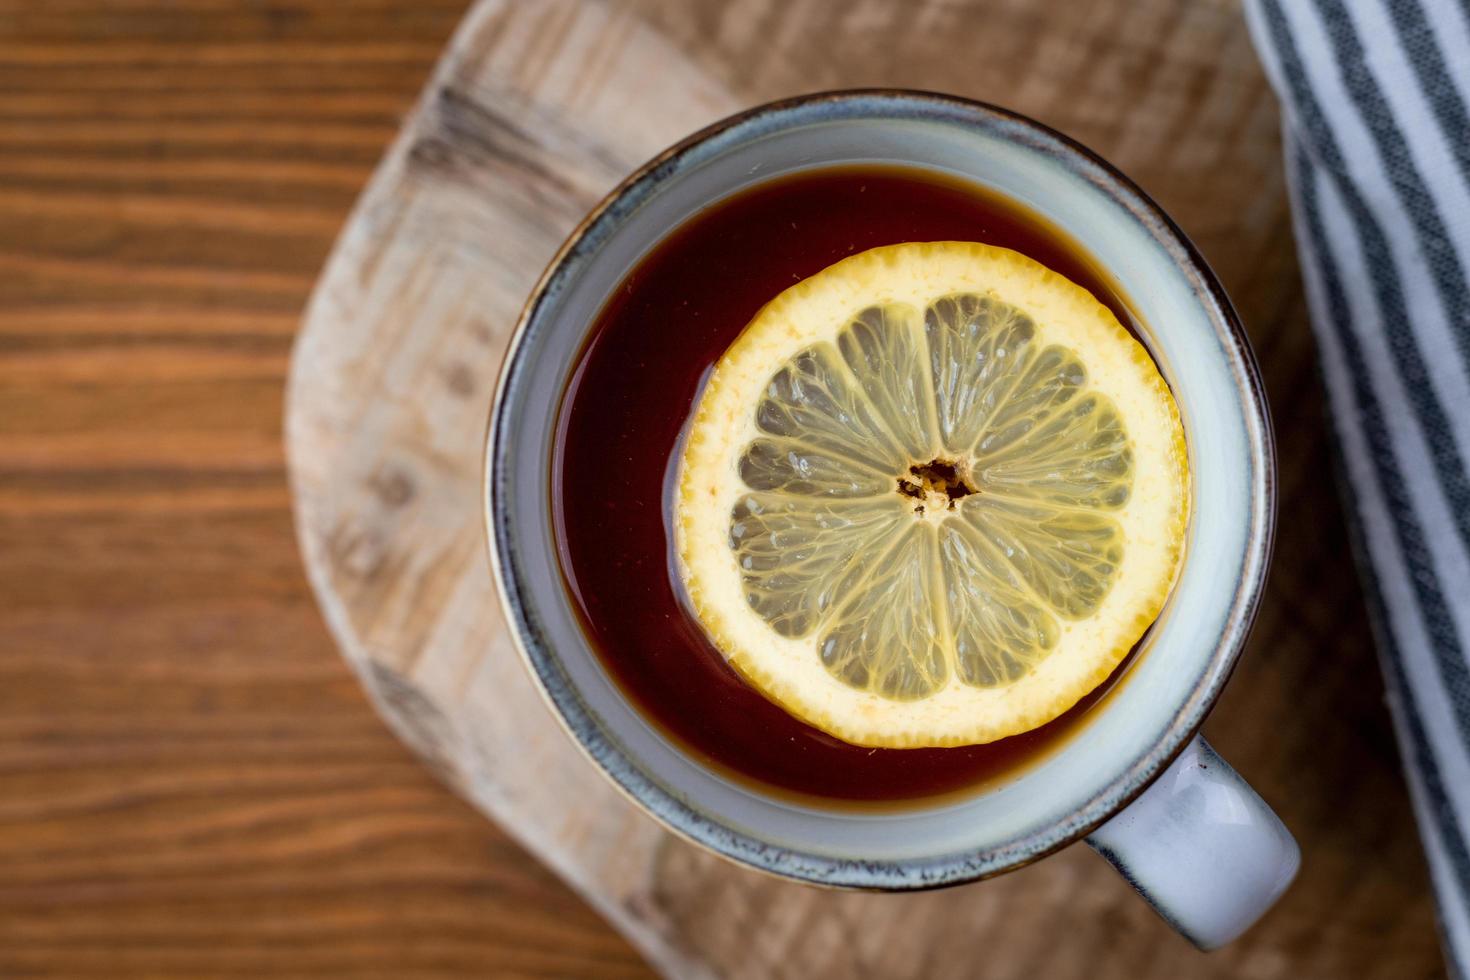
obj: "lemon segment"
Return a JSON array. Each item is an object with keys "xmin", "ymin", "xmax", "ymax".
[{"xmin": 676, "ymin": 242, "xmax": 1188, "ymax": 748}]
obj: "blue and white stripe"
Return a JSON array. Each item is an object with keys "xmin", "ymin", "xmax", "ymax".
[{"xmin": 1246, "ymin": 0, "xmax": 1470, "ymax": 972}]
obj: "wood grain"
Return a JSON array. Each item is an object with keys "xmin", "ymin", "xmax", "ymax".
[
  {"xmin": 0, "ymin": 2, "xmax": 651, "ymax": 977},
  {"xmin": 0, "ymin": 0, "xmax": 1446, "ymax": 977},
  {"xmin": 287, "ymin": 0, "xmax": 1448, "ymax": 978}
]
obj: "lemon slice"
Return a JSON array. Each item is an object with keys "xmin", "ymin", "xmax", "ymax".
[{"xmin": 675, "ymin": 242, "xmax": 1188, "ymax": 748}]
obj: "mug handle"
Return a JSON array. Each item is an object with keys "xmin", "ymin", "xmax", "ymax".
[{"xmin": 1085, "ymin": 735, "xmax": 1300, "ymax": 949}]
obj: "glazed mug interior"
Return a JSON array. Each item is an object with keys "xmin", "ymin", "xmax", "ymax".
[{"xmin": 487, "ymin": 91, "xmax": 1273, "ymax": 887}]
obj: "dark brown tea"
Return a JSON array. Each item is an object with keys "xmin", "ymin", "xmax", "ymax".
[{"xmin": 552, "ymin": 165, "xmax": 1142, "ymax": 807}]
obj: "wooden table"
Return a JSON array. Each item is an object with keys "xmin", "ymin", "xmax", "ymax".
[
  {"xmin": 0, "ymin": 1, "xmax": 1446, "ymax": 977},
  {"xmin": 0, "ymin": 2, "xmax": 648, "ymax": 975}
]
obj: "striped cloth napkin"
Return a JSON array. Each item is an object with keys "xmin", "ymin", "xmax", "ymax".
[{"xmin": 1245, "ymin": 0, "xmax": 1470, "ymax": 972}]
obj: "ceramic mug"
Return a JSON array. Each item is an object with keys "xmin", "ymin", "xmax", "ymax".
[{"xmin": 486, "ymin": 91, "xmax": 1299, "ymax": 949}]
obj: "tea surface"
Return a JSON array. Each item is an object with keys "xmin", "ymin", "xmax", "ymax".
[{"xmin": 553, "ymin": 165, "xmax": 1143, "ymax": 805}]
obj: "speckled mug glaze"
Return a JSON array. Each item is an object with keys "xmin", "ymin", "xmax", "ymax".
[{"xmin": 487, "ymin": 91, "xmax": 1298, "ymax": 949}]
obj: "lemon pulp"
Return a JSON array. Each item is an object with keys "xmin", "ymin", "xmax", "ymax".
[{"xmin": 676, "ymin": 242, "xmax": 1188, "ymax": 748}]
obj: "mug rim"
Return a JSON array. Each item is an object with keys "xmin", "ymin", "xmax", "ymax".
[{"xmin": 485, "ymin": 88, "xmax": 1276, "ymax": 889}]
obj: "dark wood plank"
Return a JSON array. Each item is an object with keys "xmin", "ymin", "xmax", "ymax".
[{"xmin": 0, "ymin": 2, "xmax": 653, "ymax": 976}]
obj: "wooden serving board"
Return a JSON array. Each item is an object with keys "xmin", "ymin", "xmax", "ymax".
[{"xmin": 286, "ymin": 1, "xmax": 1444, "ymax": 976}]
